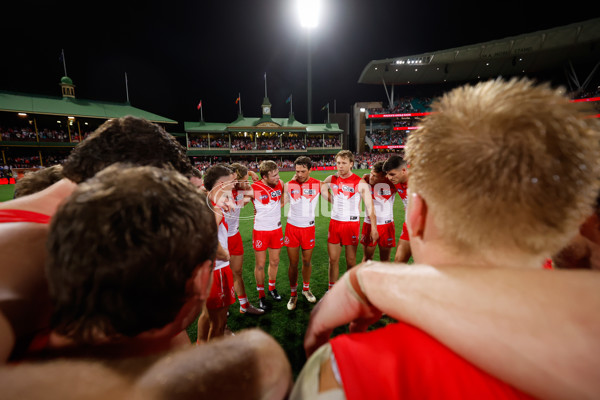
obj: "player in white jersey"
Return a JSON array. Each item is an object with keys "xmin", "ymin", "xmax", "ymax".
[
  {"xmin": 383, "ymin": 155, "xmax": 411, "ymax": 263},
  {"xmin": 225, "ymin": 163, "xmax": 265, "ymax": 315},
  {"xmin": 283, "ymin": 156, "xmax": 330, "ymax": 311},
  {"xmin": 197, "ymin": 164, "xmax": 236, "ymax": 341},
  {"xmin": 323, "ymin": 150, "xmax": 378, "ymax": 289},
  {"xmin": 361, "ymin": 161, "xmax": 398, "ymax": 262},
  {"xmin": 245, "ymin": 160, "xmax": 285, "ymax": 311}
]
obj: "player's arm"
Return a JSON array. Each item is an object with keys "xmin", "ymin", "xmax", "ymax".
[
  {"xmin": 213, "ymin": 209, "xmax": 229, "ymax": 261},
  {"xmin": 280, "ymin": 180, "xmax": 286, "ymax": 208},
  {"xmin": 248, "ymin": 170, "xmax": 260, "ymax": 182},
  {"xmin": 358, "ymin": 179, "xmax": 378, "ymax": 242},
  {"xmin": 283, "ymin": 181, "xmax": 290, "ymax": 207},
  {"xmin": 320, "ymin": 175, "xmax": 333, "ymax": 204},
  {"xmin": 305, "ymin": 262, "xmax": 600, "ymax": 400}
]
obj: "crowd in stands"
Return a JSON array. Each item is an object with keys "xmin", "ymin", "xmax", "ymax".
[
  {"xmin": 0, "ymin": 125, "xmax": 91, "ymax": 143},
  {"xmin": 189, "ymin": 135, "xmax": 342, "ymax": 150},
  {"xmin": 367, "ymin": 130, "xmax": 407, "ymax": 146}
]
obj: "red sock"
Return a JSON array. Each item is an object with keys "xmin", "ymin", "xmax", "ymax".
[
  {"xmin": 290, "ymin": 284, "xmax": 298, "ymax": 297},
  {"xmin": 303, "ymin": 281, "xmax": 310, "ymax": 291},
  {"xmin": 328, "ymin": 281, "xmax": 335, "ymax": 290},
  {"xmin": 268, "ymin": 279, "xmax": 276, "ymax": 291},
  {"xmin": 239, "ymin": 296, "xmax": 248, "ymax": 311},
  {"xmin": 257, "ymin": 285, "xmax": 265, "ymax": 298}
]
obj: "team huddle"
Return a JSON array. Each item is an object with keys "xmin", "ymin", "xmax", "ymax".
[{"xmin": 197, "ymin": 151, "xmax": 410, "ymax": 338}]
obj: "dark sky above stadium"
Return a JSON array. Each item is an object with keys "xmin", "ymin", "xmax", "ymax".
[{"xmin": 2, "ymin": 0, "xmax": 598, "ymax": 127}]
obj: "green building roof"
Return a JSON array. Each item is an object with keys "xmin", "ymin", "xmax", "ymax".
[
  {"xmin": 184, "ymin": 114, "xmax": 342, "ymax": 134},
  {"xmin": 0, "ymin": 90, "xmax": 177, "ymax": 124}
]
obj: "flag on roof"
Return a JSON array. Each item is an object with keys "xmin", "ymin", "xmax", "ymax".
[
  {"xmin": 285, "ymin": 94, "xmax": 292, "ymax": 104},
  {"xmin": 235, "ymin": 96, "xmax": 240, "ymax": 104},
  {"xmin": 197, "ymin": 100, "xmax": 202, "ymax": 110},
  {"xmin": 321, "ymin": 103, "xmax": 329, "ymax": 111}
]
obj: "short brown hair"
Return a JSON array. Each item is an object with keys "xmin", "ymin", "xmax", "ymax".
[
  {"xmin": 371, "ymin": 161, "xmax": 384, "ymax": 174},
  {"xmin": 62, "ymin": 116, "xmax": 192, "ymax": 183},
  {"xmin": 405, "ymin": 78, "xmax": 600, "ymax": 256},
  {"xmin": 14, "ymin": 165, "xmax": 64, "ymax": 198},
  {"xmin": 336, "ymin": 150, "xmax": 354, "ymax": 163},
  {"xmin": 47, "ymin": 164, "xmax": 217, "ymax": 342},
  {"xmin": 203, "ymin": 164, "xmax": 232, "ymax": 191},
  {"xmin": 294, "ymin": 156, "xmax": 312, "ymax": 170},
  {"xmin": 230, "ymin": 162, "xmax": 248, "ymax": 180},
  {"xmin": 259, "ymin": 160, "xmax": 278, "ymax": 178}
]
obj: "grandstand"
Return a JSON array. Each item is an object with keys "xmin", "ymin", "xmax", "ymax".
[{"xmin": 354, "ymin": 18, "xmax": 600, "ymax": 153}]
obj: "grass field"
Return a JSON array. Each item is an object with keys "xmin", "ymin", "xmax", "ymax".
[{"xmin": 0, "ymin": 170, "xmax": 407, "ymax": 376}]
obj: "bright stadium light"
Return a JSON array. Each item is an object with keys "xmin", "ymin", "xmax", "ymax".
[
  {"xmin": 297, "ymin": 0, "xmax": 321, "ymax": 28},
  {"xmin": 297, "ymin": 0, "xmax": 321, "ymax": 124}
]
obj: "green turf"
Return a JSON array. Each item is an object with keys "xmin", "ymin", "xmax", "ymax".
[
  {"xmin": 188, "ymin": 169, "xmax": 406, "ymax": 377},
  {"xmin": 0, "ymin": 184, "xmax": 15, "ymax": 201}
]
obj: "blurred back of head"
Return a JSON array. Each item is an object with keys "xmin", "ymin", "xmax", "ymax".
[
  {"xmin": 46, "ymin": 164, "xmax": 217, "ymax": 342},
  {"xmin": 14, "ymin": 165, "xmax": 64, "ymax": 198},
  {"xmin": 62, "ymin": 116, "xmax": 192, "ymax": 183},
  {"xmin": 405, "ymin": 77, "xmax": 600, "ymax": 257}
]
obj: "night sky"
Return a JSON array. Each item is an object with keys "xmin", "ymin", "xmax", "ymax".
[{"xmin": 2, "ymin": 1, "xmax": 598, "ymax": 128}]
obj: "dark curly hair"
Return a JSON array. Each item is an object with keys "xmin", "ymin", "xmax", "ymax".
[
  {"xmin": 46, "ymin": 164, "xmax": 217, "ymax": 342},
  {"xmin": 62, "ymin": 116, "xmax": 192, "ymax": 183}
]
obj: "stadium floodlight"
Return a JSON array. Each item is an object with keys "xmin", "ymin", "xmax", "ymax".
[{"xmin": 297, "ymin": 0, "xmax": 320, "ymax": 29}]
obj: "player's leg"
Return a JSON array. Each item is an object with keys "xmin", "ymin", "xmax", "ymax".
[
  {"xmin": 267, "ymin": 247, "xmax": 282, "ymax": 301},
  {"xmin": 363, "ymin": 244, "xmax": 377, "ymax": 262},
  {"xmin": 286, "ymin": 245, "xmax": 300, "ymax": 310},
  {"xmin": 345, "ymin": 244, "xmax": 358, "ymax": 269},
  {"xmin": 254, "ymin": 249, "xmax": 267, "ymax": 307},
  {"xmin": 301, "ymin": 247, "xmax": 316, "ymax": 303},
  {"xmin": 394, "ymin": 239, "xmax": 411, "ymax": 263},
  {"xmin": 327, "ymin": 242, "xmax": 342, "ymax": 288},
  {"xmin": 378, "ymin": 245, "xmax": 392, "ymax": 262}
]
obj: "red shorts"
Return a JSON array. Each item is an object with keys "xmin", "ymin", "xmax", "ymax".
[
  {"xmin": 253, "ymin": 228, "xmax": 284, "ymax": 251},
  {"xmin": 206, "ymin": 265, "xmax": 236, "ymax": 310},
  {"xmin": 284, "ymin": 224, "xmax": 316, "ymax": 250},
  {"xmin": 328, "ymin": 220, "xmax": 360, "ymax": 246},
  {"xmin": 360, "ymin": 221, "xmax": 396, "ymax": 248},
  {"xmin": 227, "ymin": 231, "xmax": 244, "ymax": 256},
  {"xmin": 400, "ymin": 221, "xmax": 410, "ymax": 241}
]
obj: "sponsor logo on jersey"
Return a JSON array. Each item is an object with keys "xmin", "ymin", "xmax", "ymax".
[
  {"xmin": 303, "ymin": 189, "xmax": 316, "ymax": 195},
  {"xmin": 271, "ymin": 190, "xmax": 282, "ymax": 198},
  {"xmin": 341, "ymin": 185, "xmax": 355, "ymax": 193}
]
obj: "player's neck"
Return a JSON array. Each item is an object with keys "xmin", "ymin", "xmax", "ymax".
[{"xmin": 338, "ymin": 170, "xmax": 352, "ymax": 179}]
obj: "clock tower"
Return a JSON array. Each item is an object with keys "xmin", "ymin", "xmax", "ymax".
[{"xmin": 261, "ymin": 97, "xmax": 272, "ymax": 117}]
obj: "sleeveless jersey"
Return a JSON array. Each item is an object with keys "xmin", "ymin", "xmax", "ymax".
[
  {"xmin": 363, "ymin": 176, "xmax": 396, "ymax": 225},
  {"xmin": 224, "ymin": 188, "xmax": 244, "ymax": 237},
  {"xmin": 330, "ymin": 173, "xmax": 362, "ymax": 222},
  {"xmin": 331, "ymin": 322, "xmax": 535, "ymax": 400},
  {"xmin": 252, "ymin": 180, "xmax": 283, "ymax": 231},
  {"xmin": 286, "ymin": 177, "xmax": 321, "ymax": 228}
]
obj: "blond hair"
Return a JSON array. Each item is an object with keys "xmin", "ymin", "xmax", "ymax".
[
  {"xmin": 259, "ymin": 160, "xmax": 278, "ymax": 178},
  {"xmin": 336, "ymin": 150, "xmax": 354, "ymax": 163},
  {"xmin": 405, "ymin": 78, "xmax": 600, "ymax": 256}
]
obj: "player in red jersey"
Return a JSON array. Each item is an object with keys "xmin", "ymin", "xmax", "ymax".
[
  {"xmin": 323, "ymin": 150, "xmax": 378, "ymax": 289},
  {"xmin": 225, "ymin": 163, "xmax": 264, "ymax": 315},
  {"xmin": 197, "ymin": 164, "xmax": 237, "ymax": 341},
  {"xmin": 360, "ymin": 161, "xmax": 397, "ymax": 262},
  {"xmin": 294, "ymin": 79, "xmax": 600, "ymax": 399},
  {"xmin": 245, "ymin": 160, "xmax": 285, "ymax": 311},
  {"xmin": 382, "ymin": 154, "xmax": 411, "ymax": 262},
  {"xmin": 283, "ymin": 156, "xmax": 330, "ymax": 310}
]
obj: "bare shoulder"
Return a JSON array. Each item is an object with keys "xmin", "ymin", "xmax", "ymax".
[{"xmin": 137, "ymin": 329, "xmax": 292, "ymax": 400}]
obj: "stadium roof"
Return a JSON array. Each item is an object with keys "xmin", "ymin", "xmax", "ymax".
[
  {"xmin": 185, "ymin": 115, "xmax": 342, "ymax": 133},
  {"xmin": 0, "ymin": 90, "xmax": 177, "ymax": 124},
  {"xmin": 358, "ymin": 18, "xmax": 600, "ymax": 86}
]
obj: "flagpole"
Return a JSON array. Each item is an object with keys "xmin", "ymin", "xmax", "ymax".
[
  {"xmin": 125, "ymin": 72, "xmax": 130, "ymax": 104},
  {"xmin": 201, "ymin": 102, "xmax": 204, "ymax": 122},
  {"xmin": 61, "ymin": 48, "xmax": 68, "ymax": 76},
  {"xmin": 290, "ymin": 94, "xmax": 293, "ymax": 115},
  {"xmin": 264, "ymin": 73, "xmax": 267, "ymax": 97},
  {"xmin": 238, "ymin": 93, "xmax": 242, "ymax": 115}
]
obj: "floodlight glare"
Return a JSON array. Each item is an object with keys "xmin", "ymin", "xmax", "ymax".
[{"xmin": 297, "ymin": 0, "xmax": 320, "ymax": 28}]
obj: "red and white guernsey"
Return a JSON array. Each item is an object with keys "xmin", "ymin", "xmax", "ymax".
[
  {"xmin": 364, "ymin": 177, "xmax": 397, "ymax": 225},
  {"xmin": 286, "ymin": 177, "xmax": 321, "ymax": 228},
  {"xmin": 396, "ymin": 181, "xmax": 409, "ymax": 216},
  {"xmin": 224, "ymin": 188, "xmax": 244, "ymax": 237},
  {"xmin": 330, "ymin": 173, "xmax": 362, "ymax": 222},
  {"xmin": 252, "ymin": 179, "xmax": 283, "ymax": 231}
]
